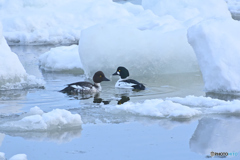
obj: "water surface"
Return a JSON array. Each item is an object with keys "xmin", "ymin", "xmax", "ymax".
[{"xmin": 0, "ymin": 45, "xmax": 239, "ymax": 160}]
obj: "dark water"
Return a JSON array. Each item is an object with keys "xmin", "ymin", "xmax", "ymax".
[{"xmin": 0, "ymin": 45, "xmax": 239, "ymax": 160}]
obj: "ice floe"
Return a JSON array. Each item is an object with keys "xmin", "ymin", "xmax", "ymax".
[
  {"xmin": 103, "ymin": 95, "xmax": 240, "ymax": 119},
  {"xmin": 9, "ymin": 154, "xmax": 27, "ymax": 160},
  {"xmin": 103, "ymin": 99, "xmax": 202, "ymax": 119},
  {"xmin": 167, "ymin": 95, "xmax": 228, "ymax": 107},
  {"xmin": 188, "ymin": 18, "xmax": 240, "ymax": 93},
  {"xmin": 39, "ymin": 45, "xmax": 83, "ymax": 73},
  {"xmin": 0, "ymin": 106, "xmax": 82, "ymax": 131},
  {"xmin": 0, "ymin": 153, "xmax": 27, "ymax": 160},
  {"xmin": 0, "ymin": 22, "xmax": 45, "ymax": 90}
]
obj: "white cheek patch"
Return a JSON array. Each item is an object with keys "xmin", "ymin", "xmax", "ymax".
[{"xmin": 117, "ymin": 71, "xmax": 120, "ymax": 75}]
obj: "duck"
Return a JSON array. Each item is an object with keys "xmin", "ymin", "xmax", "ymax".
[
  {"xmin": 60, "ymin": 71, "xmax": 110, "ymax": 94},
  {"xmin": 112, "ymin": 66, "xmax": 145, "ymax": 90}
]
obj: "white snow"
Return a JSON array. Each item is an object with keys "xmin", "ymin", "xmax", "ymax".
[
  {"xmin": 225, "ymin": 0, "xmax": 240, "ymax": 19},
  {"xmin": 0, "ymin": 153, "xmax": 27, "ymax": 160},
  {"xmin": 39, "ymin": 45, "xmax": 83, "ymax": 72},
  {"xmin": 0, "ymin": 106, "xmax": 82, "ymax": 131},
  {"xmin": 142, "ymin": 0, "xmax": 231, "ymax": 22},
  {"xmin": 0, "ymin": 0, "xmax": 239, "ymax": 94},
  {"xmin": 188, "ymin": 18, "xmax": 240, "ymax": 93},
  {"xmin": 9, "ymin": 154, "xmax": 27, "ymax": 160},
  {"xmin": 0, "ymin": 152, "xmax": 5, "ymax": 160},
  {"xmin": 167, "ymin": 95, "xmax": 228, "ymax": 107},
  {"xmin": 211, "ymin": 100, "xmax": 240, "ymax": 113},
  {"xmin": 103, "ymin": 95, "xmax": 240, "ymax": 119},
  {"xmin": 79, "ymin": 25, "xmax": 198, "ymax": 77},
  {"xmin": 0, "ymin": 0, "xmax": 138, "ymax": 45},
  {"xmin": 78, "ymin": 0, "xmax": 231, "ymax": 77},
  {"xmin": 104, "ymin": 99, "xmax": 202, "ymax": 119},
  {"xmin": 0, "ymin": 22, "xmax": 45, "ymax": 90}
]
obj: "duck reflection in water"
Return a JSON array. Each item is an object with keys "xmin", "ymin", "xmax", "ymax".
[
  {"xmin": 93, "ymin": 94, "xmax": 130, "ymax": 105},
  {"xmin": 117, "ymin": 96, "xmax": 130, "ymax": 105}
]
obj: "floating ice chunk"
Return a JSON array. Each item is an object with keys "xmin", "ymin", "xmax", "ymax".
[
  {"xmin": 0, "ymin": 107, "xmax": 82, "ymax": 131},
  {"xmin": 28, "ymin": 106, "xmax": 44, "ymax": 115},
  {"xmin": 0, "ymin": 22, "xmax": 45, "ymax": 90},
  {"xmin": 167, "ymin": 95, "xmax": 228, "ymax": 107},
  {"xmin": 103, "ymin": 99, "xmax": 201, "ymax": 118},
  {"xmin": 211, "ymin": 100, "xmax": 240, "ymax": 113},
  {"xmin": 225, "ymin": 0, "xmax": 240, "ymax": 20},
  {"xmin": 188, "ymin": 18, "xmax": 240, "ymax": 92},
  {"xmin": 167, "ymin": 95, "xmax": 240, "ymax": 115},
  {"xmin": 79, "ymin": 24, "xmax": 198, "ymax": 78},
  {"xmin": 0, "ymin": 0, "xmax": 137, "ymax": 45},
  {"xmin": 142, "ymin": 0, "xmax": 231, "ymax": 22},
  {"xmin": 9, "ymin": 154, "xmax": 27, "ymax": 160},
  {"xmin": 39, "ymin": 45, "xmax": 83, "ymax": 73},
  {"xmin": 0, "ymin": 152, "xmax": 5, "ymax": 160}
]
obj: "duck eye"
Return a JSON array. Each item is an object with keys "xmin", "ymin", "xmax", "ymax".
[
  {"xmin": 119, "ymin": 70, "xmax": 121, "ymax": 72},
  {"xmin": 100, "ymin": 75, "xmax": 102, "ymax": 77}
]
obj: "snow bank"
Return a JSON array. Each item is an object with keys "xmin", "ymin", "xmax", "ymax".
[
  {"xmin": 104, "ymin": 99, "xmax": 202, "ymax": 119},
  {"xmin": 0, "ymin": 22, "xmax": 44, "ymax": 90},
  {"xmin": 39, "ymin": 45, "xmax": 83, "ymax": 73},
  {"xmin": 188, "ymin": 19, "xmax": 240, "ymax": 93},
  {"xmin": 0, "ymin": 106, "xmax": 82, "ymax": 131}
]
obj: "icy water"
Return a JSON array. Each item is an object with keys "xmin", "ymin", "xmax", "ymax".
[{"xmin": 1, "ymin": 45, "xmax": 240, "ymax": 160}]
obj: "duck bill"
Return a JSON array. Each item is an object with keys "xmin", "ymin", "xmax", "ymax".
[
  {"xmin": 112, "ymin": 71, "xmax": 118, "ymax": 76},
  {"xmin": 103, "ymin": 77, "xmax": 110, "ymax": 81}
]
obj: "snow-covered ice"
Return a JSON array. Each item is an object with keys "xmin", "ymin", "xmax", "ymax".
[
  {"xmin": 39, "ymin": 45, "xmax": 83, "ymax": 73},
  {"xmin": 225, "ymin": 0, "xmax": 240, "ymax": 19},
  {"xmin": 104, "ymin": 99, "xmax": 202, "ymax": 119},
  {"xmin": 103, "ymin": 95, "xmax": 240, "ymax": 119},
  {"xmin": 142, "ymin": 0, "xmax": 231, "ymax": 22},
  {"xmin": 0, "ymin": 106, "xmax": 82, "ymax": 131},
  {"xmin": 9, "ymin": 154, "xmax": 27, "ymax": 160},
  {"xmin": 0, "ymin": 153, "xmax": 27, "ymax": 160},
  {"xmin": 167, "ymin": 95, "xmax": 228, "ymax": 107},
  {"xmin": 79, "ymin": 25, "xmax": 198, "ymax": 77},
  {"xmin": 78, "ymin": 0, "xmax": 231, "ymax": 77},
  {"xmin": 0, "ymin": 0, "xmax": 140, "ymax": 45},
  {"xmin": 0, "ymin": 152, "xmax": 5, "ymax": 160},
  {"xmin": 0, "ymin": 22, "xmax": 45, "ymax": 90},
  {"xmin": 188, "ymin": 18, "xmax": 240, "ymax": 93}
]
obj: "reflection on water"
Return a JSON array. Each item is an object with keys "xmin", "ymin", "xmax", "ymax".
[
  {"xmin": 190, "ymin": 117, "xmax": 240, "ymax": 156},
  {"xmin": 117, "ymin": 96, "xmax": 130, "ymax": 105},
  {"xmin": 5, "ymin": 45, "xmax": 240, "ymax": 159},
  {"xmin": 0, "ymin": 128, "xmax": 82, "ymax": 143},
  {"xmin": 206, "ymin": 92, "xmax": 240, "ymax": 101},
  {"xmin": 0, "ymin": 90, "xmax": 28, "ymax": 114},
  {"xmin": 10, "ymin": 45, "xmax": 56, "ymax": 79}
]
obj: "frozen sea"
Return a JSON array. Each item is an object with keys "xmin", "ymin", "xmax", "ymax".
[
  {"xmin": 0, "ymin": 45, "xmax": 240, "ymax": 160},
  {"xmin": 1, "ymin": 0, "xmax": 240, "ymax": 159}
]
